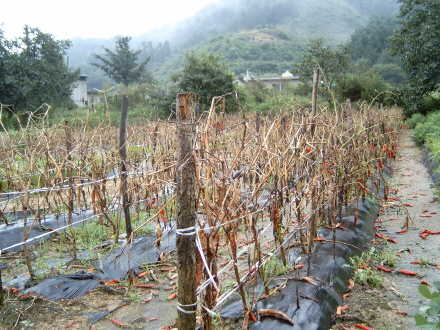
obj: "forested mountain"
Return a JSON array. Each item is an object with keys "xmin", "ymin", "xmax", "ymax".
[{"xmin": 67, "ymin": 0, "xmax": 399, "ymax": 88}]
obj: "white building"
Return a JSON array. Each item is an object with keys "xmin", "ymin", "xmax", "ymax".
[
  {"xmin": 71, "ymin": 75, "xmax": 88, "ymax": 106},
  {"xmin": 242, "ymin": 70, "xmax": 300, "ymax": 90}
]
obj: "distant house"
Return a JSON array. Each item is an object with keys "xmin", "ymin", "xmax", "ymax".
[
  {"xmin": 243, "ymin": 70, "xmax": 300, "ymax": 90},
  {"xmin": 87, "ymin": 89, "xmax": 102, "ymax": 105},
  {"xmin": 71, "ymin": 75, "xmax": 88, "ymax": 106}
]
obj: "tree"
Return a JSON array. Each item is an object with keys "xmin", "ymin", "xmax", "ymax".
[
  {"xmin": 0, "ymin": 27, "xmax": 13, "ymax": 109},
  {"xmin": 171, "ymin": 51, "xmax": 236, "ymax": 111},
  {"xmin": 350, "ymin": 15, "xmax": 398, "ymax": 65},
  {"xmin": 292, "ymin": 39, "xmax": 351, "ymax": 93},
  {"xmin": 389, "ymin": 0, "xmax": 440, "ymax": 112},
  {"xmin": 0, "ymin": 26, "xmax": 78, "ymax": 115},
  {"xmin": 93, "ymin": 36, "xmax": 152, "ymax": 86}
]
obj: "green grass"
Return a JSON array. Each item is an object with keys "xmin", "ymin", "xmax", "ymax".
[{"xmin": 47, "ymin": 103, "xmax": 156, "ymax": 128}]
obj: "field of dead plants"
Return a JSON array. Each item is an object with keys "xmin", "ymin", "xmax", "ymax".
[{"xmin": 0, "ymin": 99, "xmax": 403, "ymax": 329}]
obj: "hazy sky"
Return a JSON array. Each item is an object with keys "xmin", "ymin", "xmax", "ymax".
[{"xmin": 1, "ymin": 0, "xmax": 219, "ymax": 40}]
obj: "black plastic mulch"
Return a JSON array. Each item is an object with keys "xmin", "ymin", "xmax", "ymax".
[
  {"xmin": 23, "ymin": 223, "xmax": 176, "ymax": 301},
  {"xmin": 218, "ymin": 194, "xmax": 381, "ymax": 329},
  {"xmin": 0, "ymin": 210, "xmax": 94, "ymax": 252},
  {"xmin": 422, "ymin": 149, "xmax": 440, "ymax": 186}
]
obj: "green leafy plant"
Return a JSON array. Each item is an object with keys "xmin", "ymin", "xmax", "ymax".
[
  {"xmin": 127, "ymin": 291, "xmax": 141, "ymax": 304},
  {"xmin": 263, "ymin": 257, "xmax": 292, "ymax": 279},
  {"xmin": 412, "ymin": 111, "xmax": 440, "ymax": 146},
  {"xmin": 415, "ymin": 281, "xmax": 440, "ymax": 329},
  {"xmin": 20, "ymin": 320, "xmax": 35, "ymax": 328},
  {"xmin": 344, "ymin": 247, "xmax": 383, "ymax": 287},
  {"xmin": 405, "ymin": 113, "xmax": 426, "ymax": 129}
]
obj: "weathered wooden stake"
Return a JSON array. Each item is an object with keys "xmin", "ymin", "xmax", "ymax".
[
  {"xmin": 311, "ymin": 69, "xmax": 319, "ymax": 136},
  {"xmin": 176, "ymin": 93, "xmax": 198, "ymax": 329},
  {"xmin": 119, "ymin": 95, "xmax": 132, "ymax": 241},
  {"xmin": 65, "ymin": 120, "xmax": 77, "ymax": 260},
  {"xmin": 21, "ymin": 192, "xmax": 35, "ymax": 279},
  {"xmin": 255, "ymin": 112, "xmax": 260, "ymax": 135}
]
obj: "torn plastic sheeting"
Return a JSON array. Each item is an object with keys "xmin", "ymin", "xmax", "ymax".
[
  {"xmin": 24, "ymin": 271, "xmax": 100, "ymax": 300},
  {"xmin": 83, "ymin": 301, "xmax": 127, "ymax": 324},
  {"xmin": 20, "ymin": 223, "xmax": 175, "ymax": 301},
  {"xmin": 218, "ymin": 197, "xmax": 380, "ymax": 329},
  {"xmin": 5, "ymin": 274, "xmax": 31, "ymax": 291},
  {"xmin": 95, "ymin": 223, "xmax": 176, "ymax": 280}
]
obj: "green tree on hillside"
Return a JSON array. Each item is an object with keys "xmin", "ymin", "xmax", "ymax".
[
  {"xmin": 350, "ymin": 16, "xmax": 406, "ymax": 86},
  {"xmin": 0, "ymin": 28, "xmax": 12, "ymax": 108},
  {"xmin": 171, "ymin": 51, "xmax": 236, "ymax": 111},
  {"xmin": 0, "ymin": 26, "xmax": 78, "ymax": 116},
  {"xmin": 293, "ymin": 39, "xmax": 351, "ymax": 93},
  {"xmin": 389, "ymin": 0, "xmax": 440, "ymax": 114},
  {"xmin": 93, "ymin": 36, "xmax": 152, "ymax": 86},
  {"xmin": 350, "ymin": 15, "xmax": 398, "ymax": 65}
]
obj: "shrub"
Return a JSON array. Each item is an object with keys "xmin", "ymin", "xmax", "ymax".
[
  {"xmin": 415, "ymin": 281, "xmax": 440, "ymax": 328},
  {"xmin": 413, "ymin": 111, "xmax": 440, "ymax": 146},
  {"xmin": 405, "ymin": 113, "xmax": 426, "ymax": 129}
]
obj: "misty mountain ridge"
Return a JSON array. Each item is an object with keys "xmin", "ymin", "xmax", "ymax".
[{"xmin": 67, "ymin": 0, "xmax": 399, "ymax": 86}]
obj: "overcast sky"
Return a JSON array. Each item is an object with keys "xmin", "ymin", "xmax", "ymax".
[{"xmin": 1, "ymin": 0, "xmax": 219, "ymax": 40}]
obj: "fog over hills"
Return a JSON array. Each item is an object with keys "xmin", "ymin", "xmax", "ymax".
[{"xmin": 67, "ymin": 0, "xmax": 399, "ymax": 87}]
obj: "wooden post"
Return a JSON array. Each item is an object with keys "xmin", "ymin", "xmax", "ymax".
[
  {"xmin": 255, "ymin": 112, "xmax": 260, "ymax": 135},
  {"xmin": 311, "ymin": 69, "xmax": 319, "ymax": 136},
  {"xmin": 21, "ymin": 193, "xmax": 35, "ymax": 279},
  {"xmin": 119, "ymin": 95, "xmax": 132, "ymax": 241},
  {"xmin": 176, "ymin": 93, "xmax": 198, "ymax": 329},
  {"xmin": 65, "ymin": 120, "xmax": 77, "ymax": 260}
]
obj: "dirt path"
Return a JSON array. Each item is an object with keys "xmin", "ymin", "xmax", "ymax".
[{"xmin": 333, "ymin": 129, "xmax": 440, "ymax": 329}]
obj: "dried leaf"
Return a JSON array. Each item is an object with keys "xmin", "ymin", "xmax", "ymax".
[
  {"xmin": 399, "ymin": 269, "xmax": 417, "ymax": 276},
  {"xmin": 259, "ymin": 309, "xmax": 294, "ymax": 325},
  {"xmin": 87, "ymin": 267, "xmax": 96, "ymax": 273},
  {"xmin": 354, "ymin": 325, "xmax": 373, "ymax": 330},
  {"xmin": 389, "ymin": 286, "xmax": 402, "ymax": 297},
  {"xmin": 110, "ymin": 318, "xmax": 125, "ymax": 326},
  {"xmin": 160, "ymin": 267, "xmax": 175, "ymax": 272},
  {"xmin": 135, "ymin": 284, "xmax": 158, "ymax": 289},
  {"xmin": 298, "ymin": 276, "xmax": 317, "ymax": 285},
  {"xmin": 167, "ymin": 292, "xmax": 177, "ymax": 301},
  {"xmin": 347, "ymin": 279, "xmax": 355, "ymax": 291},
  {"xmin": 377, "ymin": 266, "xmax": 392, "ymax": 273},
  {"xmin": 155, "ymin": 223, "xmax": 162, "ymax": 248},
  {"xmin": 336, "ymin": 306, "xmax": 342, "ymax": 315}
]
